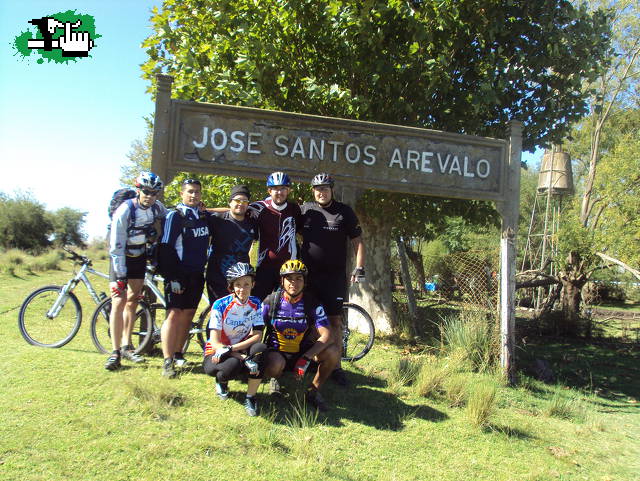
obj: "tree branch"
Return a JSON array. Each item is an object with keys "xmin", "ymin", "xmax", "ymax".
[{"xmin": 595, "ymin": 252, "xmax": 640, "ymax": 281}]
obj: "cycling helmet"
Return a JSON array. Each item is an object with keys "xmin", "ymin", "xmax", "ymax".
[
  {"xmin": 226, "ymin": 262, "xmax": 256, "ymax": 283},
  {"xmin": 311, "ymin": 172, "xmax": 334, "ymax": 188},
  {"xmin": 266, "ymin": 171, "xmax": 291, "ymax": 187},
  {"xmin": 279, "ymin": 259, "xmax": 308, "ymax": 277},
  {"xmin": 135, "ymin": 171, "xmax": 163, "ymax": 190}
]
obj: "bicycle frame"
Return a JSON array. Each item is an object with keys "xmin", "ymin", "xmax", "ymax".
[{"xmin": 47, "ymin": 262, "xmax": 109, "ymax": 318}]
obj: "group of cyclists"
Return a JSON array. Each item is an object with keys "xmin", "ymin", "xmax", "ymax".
[{"xmin": 106, "ymin": 170, "xmax": 366, "ymax": 415}]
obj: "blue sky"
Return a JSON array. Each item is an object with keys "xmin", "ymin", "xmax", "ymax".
[
  {"xmin": 0, "ymin": 1, "xmax": 159, "ymax": 240},
  {"xmin": 0, "ymin": 1, "xmax": 540, "ymax": 241}
]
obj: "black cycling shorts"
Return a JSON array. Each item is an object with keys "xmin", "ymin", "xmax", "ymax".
[
  {"xmin": 109, "ymin": 255, "xmax": 147, "ymax": 282},
  {"xmin": 253, "ymin": 263, "xmax": 282, "ymax": 300},
  {"xmin": 165, "ymin": 273, "xmax": 205, "ymax": 309},
  {"xmin": 306, "ymin": 270, "xmax": 347, "ymax": 317}
]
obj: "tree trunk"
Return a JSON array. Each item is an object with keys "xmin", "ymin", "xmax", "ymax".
[
  {"xmin": 350, "ymin": 206, "xmax": 395, "ymax": 333},
  {"xmin": 558, "ymin": 251, "xmax": 588, "ymax": 336}
]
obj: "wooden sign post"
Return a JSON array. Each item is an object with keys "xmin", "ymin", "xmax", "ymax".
[{"xmin": 151, "ymin": 74, "xmax": 521, "ymax": 381}]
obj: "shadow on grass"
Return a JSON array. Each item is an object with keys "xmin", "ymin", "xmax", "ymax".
[
  {"xmin": 517, "ymin": 335, "xmax": 640, "ymax": 404},
  {"xmin": 263, "ymin": 370, "xmax": 447, "ymax": 430}
]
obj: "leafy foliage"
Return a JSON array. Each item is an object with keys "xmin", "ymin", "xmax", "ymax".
[
  {"xmin": 142, "ymin": 0, "xmax": 610, "ymax": 150},
  {"xmin": 48, "ymin": 207, "xmax": 87, "ymax": 248},
  {"xmin": 0, "ymin": 192, "xmax": 54, "ymax": 252}
]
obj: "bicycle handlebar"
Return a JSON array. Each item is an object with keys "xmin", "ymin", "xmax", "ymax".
[{"xmin": 62, "ymin": 246, "xmax": 91, "ymax": 265}]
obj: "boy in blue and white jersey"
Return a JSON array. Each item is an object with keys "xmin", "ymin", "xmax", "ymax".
[
  {"xmin": 203, "ymin": 262, "xmax": 266, "ymax": 416},
  {"xmin": 157, "ymin": 179, "xmax": 210, "ymax": 378}
]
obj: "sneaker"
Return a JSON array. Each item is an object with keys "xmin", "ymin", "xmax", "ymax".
[
  {"xmin": 104, "ymin": 351, "xmax": 121, "ymax": 371},
  {"xmin": 215, "ymin": 382, "xmax": 229, "ymax": 400},
  {"xmin": 174, "ymin": 352, "xmax": 188, "ymax": 368},
  {"xmin": 162, "ymin": 358, "xmax": 177, "ymax": 378},
  {"xmin": 330, "ymin": 368, "xmax": 350, "ymax": 387},
  {"xmin": 244, "ymin": 359, "xmax": 259, "ymax": 375},
  {"xmin": 305, "ymin": 389, "xmax": 329, "ymax": 412},
  {"xmin": 244, "ymin": 396, "xmax": 258, "ymax": 416},
  {"xmin": 121, "ymin": 345, "xmax": 145, "ymax": 363},
  {"xmin": 269, "ymin": 378, "xmax": 281, "ymax": 396}
]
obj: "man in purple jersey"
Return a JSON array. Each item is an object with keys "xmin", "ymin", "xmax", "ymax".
[
  {"xmin": 248, "ymin": 171, "xmax": 302, "ymax": 300},
  {"xmin": 262, "ymin": 260, "xmax": 339, "ymax": 411},
  {"xmin": 300, "ymin": 173, "xmax": 366, "ymax": 387}
]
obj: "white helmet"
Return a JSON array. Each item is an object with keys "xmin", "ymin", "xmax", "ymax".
[{"xmin": 135, "ymin": 171, "xmax": 163, "ymax": 191}]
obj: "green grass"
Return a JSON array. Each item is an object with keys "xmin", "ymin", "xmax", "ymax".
[{"xmin": 2, "ymin": 258, "xmax": 640, "ymax": 480}]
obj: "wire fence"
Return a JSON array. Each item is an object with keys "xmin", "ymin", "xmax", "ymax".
[{"xmin": 391, "ymin": 244, "xmax": 500, "ymax": 335}]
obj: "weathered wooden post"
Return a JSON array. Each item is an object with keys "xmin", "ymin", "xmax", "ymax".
[
  {"xmin": 151, "ymin": 74, "xmax": 173, "ymax": 185},
  {"xmin": 498, "ymin": 120, "xmax": 522, "ymax": 384}
]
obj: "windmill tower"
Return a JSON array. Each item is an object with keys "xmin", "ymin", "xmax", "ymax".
[{"xmin": 521, "ymin": 146, "xmax": 574, "ymax": 310}]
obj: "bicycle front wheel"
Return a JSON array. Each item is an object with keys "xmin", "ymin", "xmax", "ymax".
[
  {"xmin": 18, "ymin": 285, "xmax": 82, "ymax": 348},
  {"xmin": 90, "ymin": 298, "xmax": 152, "ymax": 354},
  {"xmin": 341, "ymin": 302, "xmax": 375, "ymax": 361}
]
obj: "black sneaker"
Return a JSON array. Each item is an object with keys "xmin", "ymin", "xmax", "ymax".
[
  {"xmin": 162, "ymin": 358, "xmax": 177, "ymax": 378},
  {"xmin": 216, "ymin": 382, "xmax": 229, "ymax": 400},
  {"xmin": 331, "ymin": 368, "xmax": 350, "ymax": 387},
  {"xmin": 244, "ymin": 396, "xmax": 258, "ymax": 416},
  {"xmin": 174, "ymin": 352, "xmax": 188, "ymax": 368},
  {"xmin": 121, "ymin": 345, "xmax": 145, "ymax": 363},
  {"xmin": 104, "ymin": 351, "xmax": 121, "ymax": 371},
  {"xmin": 305, "ymin": 389, "xmax": 329, "ymax": 412}
]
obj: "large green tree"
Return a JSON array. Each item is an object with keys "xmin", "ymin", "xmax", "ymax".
[
  {"xmin": 142, "ymin": 0, "xmax": 610, "ymax": 329},
  {"xmin": 0, "ymin": 193, "xmax": 54, "ymax": 252},
  {"xmin": 48, "ymin": 207, "xmax": 87, "ymax": 248},
  {"xmin": 555, "ymin": 0, "xmax": 640, "ymax": 326}
]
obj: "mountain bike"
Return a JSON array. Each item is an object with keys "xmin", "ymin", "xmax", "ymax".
[
  {"xmin": 341, "ymin": 302, "xmax": 375, "ymax": 361},
  {"xmin": 89, "ymin": 267, "xmax": 209, "ymax": 355},
  {"xmin": 18, "ymin": 247, "xmax": 109, "ymax": 348}
]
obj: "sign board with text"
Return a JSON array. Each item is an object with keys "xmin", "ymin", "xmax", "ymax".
[{"xmin": 166, "ymin": 100, "xmax": 508, "ymax": 202}]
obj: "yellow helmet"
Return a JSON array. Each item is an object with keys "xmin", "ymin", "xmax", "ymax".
[{"xmin": 280, "ymin": 259, "xmax": 308, "ymax": 277}]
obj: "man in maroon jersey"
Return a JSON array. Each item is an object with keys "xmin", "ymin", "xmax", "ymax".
[{"xmin": 248, "ymin": 171, "xmax": 302, "ymax": 300}]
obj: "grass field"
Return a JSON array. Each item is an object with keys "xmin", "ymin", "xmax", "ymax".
[{"xmin": 2, "ymin": 253, "xmax": 639, "ymax": 481}]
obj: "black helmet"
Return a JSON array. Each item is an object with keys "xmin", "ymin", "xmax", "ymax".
[{"xmin": 311, "ymin": 172, "xmax": 334, "ymax": 188}]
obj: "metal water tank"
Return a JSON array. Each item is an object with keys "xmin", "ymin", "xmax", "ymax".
[{"xmin": 537, "ymin": 149, "xmax": 574, "ymax": 195}]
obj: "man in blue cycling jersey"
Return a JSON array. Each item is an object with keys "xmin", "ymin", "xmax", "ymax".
[
  {"xmin": 105, "ymin": 172, "xmax": 167, "ymax": 371},
  {"xmin": 157, "ymin": 179, "xmax": 210, "ymax": 378},
  {"xmin": 262, "ymin": 259, "xmax": 340, "ymax": 411}
]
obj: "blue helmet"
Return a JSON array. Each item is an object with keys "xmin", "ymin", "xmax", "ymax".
[{"xmin": 266, "ymin": 171, "xmax": 291, "ymax": 187}]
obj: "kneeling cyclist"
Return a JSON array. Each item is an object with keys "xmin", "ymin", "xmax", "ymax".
[
  {"xmin": 262, "ymin": 260, "xmax": 340, "ymax": 412},
  {"xmin": 203, "ymin": 262, "xmax": 266, "ymax": 416}
]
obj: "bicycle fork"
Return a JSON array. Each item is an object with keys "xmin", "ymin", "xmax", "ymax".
[{"xmin": 47, "ymin": 279, "xmax": 78, "ymax": 318}]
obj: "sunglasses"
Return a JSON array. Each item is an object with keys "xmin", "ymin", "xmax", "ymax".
[
  {"xmin": 141, "ymin": 189, "xmax": 159, "ymax": 196},
  {"xmin": 182, "ymin": 178, "xmax": 201, "ymax": 186},
  {"xmin": 231, "ymin": 198, "xmax": 250, "ymax": 205}
]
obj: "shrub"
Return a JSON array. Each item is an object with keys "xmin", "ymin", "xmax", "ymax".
[
  {"xmin": 544, "ymin": 391, "xmax": 578, "ymax": 420},
  {"xmin": 443, "ymin": 374, "xmax": 469, "ymax": 407},
  {"xmin": 28, "ymin": 250, "xmax": 64, "ymax": 272},
  {"xmin": 414, "ymin": 357, "xmax": 451, "ymax": 398},
  {"xmin": 440, "ymin": 313, "xmax": 496, "ymax": 371},
  {"xmin": 466, "ymin": 382, "xmax": 497, "ymax": 427},
  {"xmin": 387, "ymin": 357, "xmax": 422, "ymax": 394}
]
